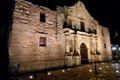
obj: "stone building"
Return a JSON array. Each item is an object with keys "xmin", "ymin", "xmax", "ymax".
[{"xmin": 9, "ymin": 0, "xmax": 112, "ymax": 72}]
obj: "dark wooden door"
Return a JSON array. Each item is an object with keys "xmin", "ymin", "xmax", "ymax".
[{"xmin": 80, "ymin": 43, "xmax": 88, "ymax": 64}]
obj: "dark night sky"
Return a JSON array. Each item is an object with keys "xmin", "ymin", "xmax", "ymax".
[
  {"xmin": 26, "ymin": 0, "xmax": 120, "ymax": 44},
  {"xmin": 1, "ymin": 0, "xmax": 120, "ymax": 44}
]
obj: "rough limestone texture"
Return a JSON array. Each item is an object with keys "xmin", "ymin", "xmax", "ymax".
[{"xmin": 9, "ymin": 0, "xmax": 112, "ymax": 72}]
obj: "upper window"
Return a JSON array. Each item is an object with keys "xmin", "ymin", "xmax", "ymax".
[
  {"xmin": 63, "ymin": 21, "xmax": 67, "ymax": 28},
  {"xmin": 88, "ymin": 28, "xmax": 92, "ymax": 33},
  {"xmin": 93, "ymin": 29, "xmax": 97, "ymax": 34},
  {"xmin": 81, "ymin": 21, "xmax": 85, "ymax": 27},
  {"xmin": 80, "ymin": 21, "xmax": 85, "ymax": 32},
  {"xmin": 40, "ymin": 13, "xmax": 46, "ymax": 22},
  {"xmin": 104, "ymin": 43, "xmax": 106, "ymax": 48},
  {"xmin": 39, "ymin": 37, "xmax": 46, "ymax": 47}
]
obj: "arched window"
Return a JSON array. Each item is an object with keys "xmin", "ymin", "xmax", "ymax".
[
  {"xmin": 88, "ymin": 28, "xmax": 92, "ymax": 33},
  {"xmin": 93, "ymin": 29, "xmax": 97, "ymax": 34}
]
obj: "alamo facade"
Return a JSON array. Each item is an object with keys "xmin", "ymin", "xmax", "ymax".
[{"xmin": 9, "ymin": 0, "xmax": 112, "ymax": 72}]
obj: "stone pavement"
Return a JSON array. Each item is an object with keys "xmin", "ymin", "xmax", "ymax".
[{"xmin": 10, "ymin": 62, "xmax": 120, "ymax": 80}]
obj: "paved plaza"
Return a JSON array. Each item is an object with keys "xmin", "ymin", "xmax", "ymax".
[{"xmin": 10, "ymin": 62, "xmax": 120, "ymax": 80}]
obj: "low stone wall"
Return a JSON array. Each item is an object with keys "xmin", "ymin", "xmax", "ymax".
[{"xmin": 10, "ymin": 59, "xmax": 65, "ymax": 73}]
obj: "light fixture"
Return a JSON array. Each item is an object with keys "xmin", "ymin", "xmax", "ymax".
[
  {"xmin": 62, "ymin": 69, "xmax": 65, "ymax": 72},
  {"xmin": 116, "ymin": 63, "xmax": 119, "ymax": 65},
  {"xmin": 67, "ymin": 68, "xmax": 70, "ymax": 70},
  {"xmin": 29, "ymin": 75, "xmax": 33, "ymax": 79},
  {"xmin": 106, "ymin": 66, "xmax": 109, "ymax": 68},
  {"xmin": 116, "ymin": 70, "xmax": 119, "ymax": 73},
  {"xmin": 99, "ymin": 67, "xmax": 102, "ymax": 70},
  {"xmin": 112, "ymin": 46, "xmax": 117, "ymax": 51},
  {"xmin": 89, "ymin": 69, "xmax": 92, "ymax": 72},
  {"xmin": 119, "ymin": 47, "xmax": 120, "ymax": 51},
  {"xmin": 47, "ymin": 72, "xmax": 51, "ymax": 75}
]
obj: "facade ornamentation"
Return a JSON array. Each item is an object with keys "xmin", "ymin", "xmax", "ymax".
[{"xmin": 9, "ymin": 0, "xmax": 112, "ymax": 72}]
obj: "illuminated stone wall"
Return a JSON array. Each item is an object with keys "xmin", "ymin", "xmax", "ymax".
[
  {"xmin": 9, "ymin": 0, "xmax": 112, "ymax": 72},
  {"xmin": 9, "ymin": 0, "xmax": 65, "ymax": 72}
]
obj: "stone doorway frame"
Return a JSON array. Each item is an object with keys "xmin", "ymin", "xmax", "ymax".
[{"xmin": 80, "ymin": 43, "xmax": 88, "ymax": 64}]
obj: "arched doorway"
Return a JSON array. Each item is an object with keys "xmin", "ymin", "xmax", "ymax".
[{"xmin": 80, "ymin": 43, "xmax": 88, "ymax": 64}]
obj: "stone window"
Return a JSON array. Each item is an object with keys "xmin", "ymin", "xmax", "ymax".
[
  {"xmin": 88, "ymin": 28, "xmax": 92, "ymax": 33},
  {"xmin": 39, "ymin": 37, "xmax": 46, "ymax": 46},
  {"xmin": 40, "ymin": 13, "xmax": 46, "ymax": 22},
  {"xmin": 93, "ymin": 29, "xmax": 97, "ymax": 34},
  {"xmin": 104, "ymin": 43, "xmax": 106, "ymax": 48},
  {"xmin": 63, "ymin": 21, "xmax": 67, "ymax": 28},
  {"xmin": 80, "ymin": 21, "xmax": 85, "ymax": 32},
  {"xmin": 70, "ymin": 40, "xmax": 73, "ymax": 52}
]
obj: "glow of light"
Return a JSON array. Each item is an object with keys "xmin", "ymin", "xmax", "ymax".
[
  {"xmin": 101, "ymin": 63, "xmax": 104, "ymax": 64},
  {"xmin": 112, "ymin": 64, "xmax": 114, "ymax": 66},
  {"xmin": 119, "ymin": 47, "xmax": 120, "ymax": 51},
  {"xmin": 112, "ymin": 47, "xmax": 117, "ymax": 51},
  {"xmin": 62, "ymin": 69, "xmax": 65, "ymax": 72},
  {"xmin": 116, "ymin": 63, "xmax": 119, "ymax": 65},
  {"xmin": 67, "ymin": 68, "xmax": 70, "ymax": 70},
  {"xmin": 29, "ymin": 75, "xmax": 33, "ymax": 79},
  {"xmin": 78, "ymin": 67, "xmax": 81, "ymax": 68},
  {"xmin": 47, "ymin": 72, "xmax": 51, "ymax": 75},
  {"xmin": 118, "ymin": 47, "xmax": 120, "ymax": 51},
  {"xmin": 106, "ymin": 66, "xmax": 109, "ymax": 68},
  {"xmin": 116, "ymin": 70, "xmax": 119, "ymax": 73},
  {"xmin": 99, "ymin": 67, "xmax": 102, "ymax": 70},
  {"xmin": 89, "ymin": 69, "xmax": 92, "ymax": 72}
]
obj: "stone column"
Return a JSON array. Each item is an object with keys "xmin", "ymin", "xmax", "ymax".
[
  {"xmin": 73, "ymin": 34, "xmax": 80, "ymax": 66},
  {"xmin": 64, "ymin": 33, "xmax": 73, "ymax": 67},
  {"xmin": 65, "ymin": 34, "xmax": 70, "ymax": 53}
]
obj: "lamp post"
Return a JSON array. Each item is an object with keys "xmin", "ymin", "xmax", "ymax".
[
  {"xmin": 73, "ymin": 27, "xmax": 77, "ymax": 55},
  {"xmin": 94, "ymin": 52, "xmax": 99, "ymax": 74},
  {"xmin": 112, "ymin": 46, "xmax": 118, "ymax": 63},
  {"xmin": 94, "ymin": 57, "xmax": 97, "ymax": 74},
  {"xmin": 94, "ymin": 36, "xmax": 99, "ymax": 74}
]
